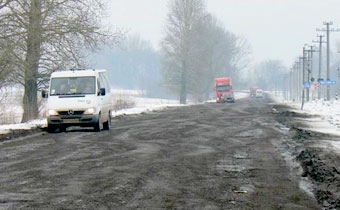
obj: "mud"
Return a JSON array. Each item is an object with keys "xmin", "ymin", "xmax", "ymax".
[
  {"xmin": 274, "ymin": 104, "xmax": 340, "ymax": 210},
  {"xmin": 0, "ymin": 128, "xmax": 42, "ymax": 142},
  {"xmin": 0, "ymin": 96, "xmax": 339, "ymax": 209}
]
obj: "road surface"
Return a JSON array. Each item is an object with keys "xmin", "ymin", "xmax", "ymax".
[{"xmin": 2, "ymin": 95, "xmax": 338, "ymax": 209}]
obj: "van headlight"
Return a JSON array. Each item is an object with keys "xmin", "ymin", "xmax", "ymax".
[
  {"xmin": 84, "ymin": 107, "xmax": 96, "ymax": 115},
  {"xmin": 48, "ymin": 109, "xmax": 58, "ymax": 116}
]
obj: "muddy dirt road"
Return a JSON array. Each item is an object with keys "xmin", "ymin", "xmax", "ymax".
[{"xmin": 0, "ymin": 96, "xmax": 333, "ymax": 209}]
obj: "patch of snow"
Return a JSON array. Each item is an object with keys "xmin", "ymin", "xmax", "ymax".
[
  {"xmin": 0, "ymin": 119, "xmax": 46, "ymax": 135},
  {"xmin": 0, "ymin": 92, "xmax": 249, "ymax": 135},
  {"xmin": 5, "ymin": 90, "xmax": 340, "ymax": 146},
  {"xmin": 272, "ymin": 94, "xmax": 340, "ymax": 151},
  {"xmin": 111, "ymin": 97, "xmax": 184, "ymax": 117}
]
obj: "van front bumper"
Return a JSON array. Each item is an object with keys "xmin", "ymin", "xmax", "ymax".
[{"xmin": 47, "ymin": 114, "xmax": 100, "ymax": 127}]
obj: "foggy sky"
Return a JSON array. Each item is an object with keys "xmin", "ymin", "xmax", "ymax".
[{"xmin": 108, "ymin": 0, "xmax": 340, "ymax": 66}]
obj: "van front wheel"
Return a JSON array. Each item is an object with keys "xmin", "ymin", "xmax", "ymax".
[
  {"xmin": 47, "ymin": 124, "xmax": 57, "ymax": 133},
  {"xmin": 93, "ymin": 115, "xmax": 101, "ymax": 132},
  {"xmin": 103, "ymin": 114, "xmax": 111, "ymax": 130}
]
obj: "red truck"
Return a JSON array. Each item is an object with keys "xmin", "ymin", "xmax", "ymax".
[{"xmin": 214, "ymin": 77, "xmax": 235, "ymax": 103}]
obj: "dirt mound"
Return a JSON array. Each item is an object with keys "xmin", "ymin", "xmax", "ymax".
[{"xmin": 296, "ymin": 149, "xmax": 340, "ymax": 209}]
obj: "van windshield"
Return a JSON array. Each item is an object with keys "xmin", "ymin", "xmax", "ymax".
[
  {"xmin": 50, "ymin": 77, "xmax": 96, "ymax": 96},
  {"xmin": 216, "ymin": 85, "xmax": 231, "ymax": 91}
]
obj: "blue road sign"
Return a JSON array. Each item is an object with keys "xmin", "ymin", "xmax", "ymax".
[
  {"xmin": 303, "ymin": 81, "xmax": 311, "ymax": 88},
  {"xmin": 319, "ymin": 80, "xmax": 336, "ymax": 85}
]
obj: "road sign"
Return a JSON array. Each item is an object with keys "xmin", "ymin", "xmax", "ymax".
[
  {"xmin": 319, "ymin": 80, "xmax": 336, "ymax": 85},
  {"xmin": 313, "ymin": 83, "xmax": 320, "ymax": 90},
  {"xmin": 303, "ymin": 81, "xmax": 311, "ymax": 88}
]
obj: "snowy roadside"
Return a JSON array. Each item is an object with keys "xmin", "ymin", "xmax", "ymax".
[
  {"xmin": 0, "ymin": 92, "xmax": 249, "ymax": 135},
  {"xmin": 2, "ymin": 92, "xmax": 340, "ymax": 137},
  {"xmin": 0, "ymin": 98, "xmax": 182, "ymax": 135},
  {"xmin": 272, "ymin": 95, "xmax": 340, "ymax": 156},
  {"xmin": 273, "ymin": 96, "xmax": 340, "ymax": 136}
]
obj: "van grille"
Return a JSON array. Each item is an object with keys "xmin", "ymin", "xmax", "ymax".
[{"xmin": 58, "ymin": 111, "xmax": 84, "ymax": 116}]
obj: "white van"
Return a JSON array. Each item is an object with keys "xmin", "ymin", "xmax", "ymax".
[{"xmin": 42, "ymin": 69, "xmax": 112, "ymax": 132}]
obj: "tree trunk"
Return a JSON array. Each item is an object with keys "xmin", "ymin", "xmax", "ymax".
[
  {"xmin": 21, "ymin": 0, "xmax": 41, "ymax": 123},
  {"xmin": 180, "ymin": 60, "xmax": 187, "ymax": 104},
  {"xmin": 22, "ymin": 76, "xmax": 38, "ymax": 122}
]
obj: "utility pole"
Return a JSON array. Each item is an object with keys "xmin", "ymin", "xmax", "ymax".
[
  {"xmin": 300, "ymin": 45, "xmax": 307, "ymax": 110},
  {"xmin": 289, "ymin": 68, "xmax": 293, "ymax": 100},
  {"xmin": 313, "ymin": 35, "xmax": 326, "ymax": 100},
  {"xmin": 295, "ymin": 60, "xmax": 301, "ymax": 101},
  {"xmin": 316, "ymin": 21, "xmax": 340, "ymax": 100},
  {"xmin": 305, "ymin": 46, "xmax": 316, "ymax": 101}
]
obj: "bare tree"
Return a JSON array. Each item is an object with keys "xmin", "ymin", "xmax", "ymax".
[
  {"xmin": 0, "ymin": 0, "xmax": 15, "ymax": 87},
  {"xmin": 0, "ymin": 42, "xmax": 15, "ymax": 88},
  {"xmin": 252, "ymin": 60, "xmax": 288, "ymax": 91},
  {"xmin": 161, "ymin": 0, "xmax": 206, "ymax": 104},
  {"xmin": 0, "ymin": 0, "xmax": 13, "ymax": 9},
  {"xmin": 0, "ymin": 0, "xmax": 124, "ymax": 122},
  {"xmin": 189, "ymin": 15, "xmax": 245, "ymax": 100},
  {"xmin": 161, "ymin": 0, "xmax": 251, "ymax": 102}
]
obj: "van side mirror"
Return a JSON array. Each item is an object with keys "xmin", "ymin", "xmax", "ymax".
[
  {"xmin": 42, "ymin": 90, "xmax": 48, "ymax": 98},
  {"xmin": 98, "ymin": 88, "xmax": 106, "ymax": 96}
]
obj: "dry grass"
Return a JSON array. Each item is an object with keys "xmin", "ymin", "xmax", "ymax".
[{"xmin": 112, "ymin": 93, "xmax": 136, "ymax": 111}]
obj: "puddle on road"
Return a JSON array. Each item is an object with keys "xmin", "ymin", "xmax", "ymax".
[
  {"xmin": 184, "ymin": 144, "xmax": 214, "ymax": 156},
  {"xmin": 216, "ymin": 164, "xmax": 249, "ymax": 173},
  {"xmin": 233, "ymin": 153, "xmax": 249, "ymax": 159},
  {"xmin": 216, "ymin": 156, "xmax": 253, "ymax": 174},
  {"xmin": 235, "ymin": 129, "xmax": 263, "ymax": 138}
]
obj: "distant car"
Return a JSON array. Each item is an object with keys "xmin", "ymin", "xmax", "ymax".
[
  {"xmin": 255, "ymin": 89, "xmax": 263, "ymax": 98},
  {"xmin": 250, "ymin": 86, "xmax": 259, "ymax": 97}
]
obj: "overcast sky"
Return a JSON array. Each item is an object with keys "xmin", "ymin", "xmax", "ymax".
[{"xmin": 108, "ymin": 0, "xmax": 340, "ymax": 66}]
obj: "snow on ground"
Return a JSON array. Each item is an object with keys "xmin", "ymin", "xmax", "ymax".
[
  {"xmin": 0, "ymin": 97, "xmax": 181, "ymax": 135},
  {"xmin": 111, "ymin": 97, "xmax": 184, "ymax": 117},
  {"xmin": 2, "ymin": 90, "xmax": 340, "ymax": 144},
  {"xmin": 274, "ymin": 96, "xmax": 340, "ymax": 136},
  {"xmin": 273, "ymin": 95, "xmax": 340, "ymax": 153},
  {"xmin": 0, "ymin": 92, "xmax": 249, "ymax": 135}
]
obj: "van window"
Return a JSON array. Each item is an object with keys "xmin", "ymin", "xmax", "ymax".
[
  {"xmin": 50, "ymin": 77, "xmax": 95, "ymax": 95},
  {"xmin": 99, "ymin": 72, "xmax": 111, "ymax": 93}
]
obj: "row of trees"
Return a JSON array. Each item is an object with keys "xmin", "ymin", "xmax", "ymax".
[
  {"xmin": 246, "ymin": 60, "xmax": 289, "ymax": 91},
  {"xmin": 0, "ymin": 0, "xmax": 290, "ymax": 123},
  {"xmin": 161, "ymin": 0, "xmax": 251, "ymax": 103},
  {"xmin": 0, "ymin": 0, "xmax": 123, "ymax": 122}
]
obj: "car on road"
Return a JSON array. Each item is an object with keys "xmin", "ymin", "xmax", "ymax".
[
  {"xmin": 42, "ymin": 69, "xmax": 112, "ymax": 132},
  {"xmin": 255, "ymin": 89, "xmax": 263, "ymax": 98}
]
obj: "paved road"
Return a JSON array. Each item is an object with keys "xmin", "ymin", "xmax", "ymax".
[{"xmin": 0, "ymin": 96, "xmax": 320, "ymax": 210}]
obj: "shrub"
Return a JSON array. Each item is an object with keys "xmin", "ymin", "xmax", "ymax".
[{"xmin": 112, "ymin": 92, "xmax": 136, "ymax": 111}]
